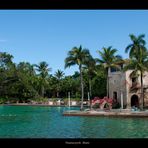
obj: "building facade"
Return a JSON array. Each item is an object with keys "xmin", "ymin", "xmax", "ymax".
[{"xmin": 108, "ymin": 67, "xmax": 148, "ymax": 109}]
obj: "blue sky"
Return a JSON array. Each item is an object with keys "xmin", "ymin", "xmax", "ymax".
[{"xmin": 0, "ymin": 10, "xmax": 148, "ymax": 76}]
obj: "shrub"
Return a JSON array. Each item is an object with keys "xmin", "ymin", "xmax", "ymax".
[
  {"xmin": 92, "ymin": 103, "xmax": 100, "ymax": 109},
  {"xmin": 112, "ymin": 102, "xmax": 120, "ymax": 109},
  {"xmin": 0, "ymin": 98, "xmax": 6, "ymax": 104}
]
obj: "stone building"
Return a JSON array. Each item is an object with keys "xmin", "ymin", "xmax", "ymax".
[{"xmin": 108, "ymin": 66, "xmax": 148, "ymax": 109}]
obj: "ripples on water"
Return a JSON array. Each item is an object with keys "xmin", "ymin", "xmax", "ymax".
[{"xmin": 0, "ymin": 106, "xmax": 148, "ymax": 138}]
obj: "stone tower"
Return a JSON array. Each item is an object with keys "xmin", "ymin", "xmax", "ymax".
[{"xmin": 108, "ymin": 67, "xmax": 148, "ymax": 109}]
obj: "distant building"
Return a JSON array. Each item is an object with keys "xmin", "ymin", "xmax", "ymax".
[{"xmin": 108, "ymin": 64, "xmax": 148, "ymax": 109}]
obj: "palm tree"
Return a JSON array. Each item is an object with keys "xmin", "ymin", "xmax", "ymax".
[
  {"xmin": 54, "ymin": 69, "xmax": 65, "ymax": 97},
  {"xmin": 125, "ymin": 34, "xmax": 146, "ymax": 58},
  {"xmin": 83, "ymin": 56, "xmax": 96, "ymax": 99},
  {"xmin": 16, "ymin": 62, "xmax": 38, "ymax": 98},
  {"xmin": 17, "ymin": 62, "xmax": 35, "ymax": 76},
  {"xmin": 34, "ymin": 61, "xmax": 51, "ymax": 97},
  {"xmin": 65, "ymin": 45, "xmax": 91, "ymax": 110},
  {"xmin": 96, "ymin": 46, "xmax": 122, "ymax": 98},
  {"xmin": 125, "ymin": 34, "xmax": 148, "ymax": 110},
  {"xmin": 0, "ymin": 53, "xmax": 17, "ymax": 97},
  {"xmin": 0, "ymin": 52, "xmax": 14, "ymax": 70}
]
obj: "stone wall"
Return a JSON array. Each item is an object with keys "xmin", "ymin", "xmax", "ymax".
[
  {"xmin": 108, "ymin": 71, "xmax": 127, "ymax": 107},
  {"xmin": 109, "ymin": 70, "xmax": 148, "ymax": 109}
]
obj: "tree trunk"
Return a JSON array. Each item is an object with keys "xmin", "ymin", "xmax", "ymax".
[
  {"xmin": 89, "ymin": 78, "xmax": 92, "ymax": 109},
  {"xmin": 41, "ymin": 85, "xmax": 44, "ymax": 98},
  {"xmin": 140, "ymin": 71, "xmax": 144, "ymax": 110},
  {"xmin": 89, "ymin": 78, "xmax": 92, "ymax": 98},
  {"xmin": 57, "ymin": 82, "xmax": 60, "ymax": 98},
  {"xmin": 88, "ymin": 73, "xmax": 92, "ymax": 110},
  {"xmin": 57, "ymin": 92, "xmax": 59, "ymax": 98},
  {"xmin": 79, "ymin": 65, "xmax": 84, "ymax": 110},
  {"xmin": 107, "ymin": 68, "xmax": 110, "ymax": 98}
]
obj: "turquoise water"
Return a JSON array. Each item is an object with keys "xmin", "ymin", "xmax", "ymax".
[{"xmin": 0, "ymin": 105, "xmax": 148, "ymax": 138}]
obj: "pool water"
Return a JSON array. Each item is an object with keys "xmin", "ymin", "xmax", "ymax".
[{"xmin": 0, "ymin": 105, "xmax": 148, "ymax": 138}]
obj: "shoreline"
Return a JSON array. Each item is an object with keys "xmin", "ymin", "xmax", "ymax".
[
  {"xmin": 1, "ymin": 103, "xmax": 148, "ymax": 118},
  {"xmin": 63, "ymin": 110, "xmax": 148, "ymax": 118},
  {"xmin": 0, "ymin": 103, "xmax": 89, "ymax": 107}
]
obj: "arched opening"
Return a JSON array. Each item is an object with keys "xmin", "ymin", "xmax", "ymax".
[
  {"xmin": 131, "ymin": 95, "xmax": 139, "ymax": 107},
  {"xmin": 113, "ymin": 92, "xmax": 117, "ymax": 101}
]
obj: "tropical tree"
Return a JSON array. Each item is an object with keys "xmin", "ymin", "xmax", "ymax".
[
  {"xmin": 15, "ymin": 62, "xmax": 38, "ymax": 99},
  {"xmin": 70, "ymin": 72, "xmax": 81, "ymax": 98},
  {"xmin": 125, "ymin": 34, "xmax": 148, "ymax": 110},
  {"xmin": 47, "ymin": 75, "xmax": 58, "ymax": 98},
  {"xmin": 17, "ymin": 62, "xmax": 35, "ymax": 76},
  {"xmin": 92, "ymin": 64, "xmax": 107, "ymax": 97},
  {"xmin": 34, "ymin": 61, "xmax": 51, "ymax": 97},
  {"xmin": 72, "ymin": 71, "xmax": 80, "ymax": 79},
  {"xmin": 54, "ymin": 69, "xmax": 65, "ymax": 97},
  {"xmin": 65, "ymin": 45, "xmax": 91, "ymax": 110},
  {"xmin": 83, "ymin": 56, "xmax": 96, "ymax": 99},
  {"xmin": 0, "ymin": 52, "xmax": 14, "ymax": 70},
  {"xmin": 0, "ymin": 52, "xmax": 17, "ymax": 98},
  {"xmin": 125, "ymin": 34, "xmax": 147, "ymax": 58},
  {"xmin": 60, "ymin": 75, "xmax": 78, "ymax": 98},
  {"xmin": 96, "ymin": 46, "xmax": 122, "ymax": 98}
]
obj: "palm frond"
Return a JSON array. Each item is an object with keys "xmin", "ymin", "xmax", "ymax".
[
  {"xmin": 129, "ymin": 34, "xmax": 137, "ymax": 42},
  {"xmin": 138, "ymin": 34, "xmax": 145, "ymax": 45},
  {"xmin": 129, "ymin": 70, "xmax": 140, "ymax": 78},
  {"xmin": 125, "ymin": 44, "xmax": 133, "ymax": 53},
  {"xmin": 96, "ymin": 58, "xmax": 105, "ymax": 64},
  {"xmin": 64, "ymin": 60, "xmax": 76, "ymax": 69},
  {"xmin": 110, "ymin": 48, "xmax": 118, "ymax": 55},
  {"xmin": 115, "ymin": 55, "xmax": 122, "ymax": 60}
]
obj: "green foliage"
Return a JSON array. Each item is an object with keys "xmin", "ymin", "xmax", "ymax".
[
  {"xmin": 33, "ymin": 97, "xmax": 48, "ymax": 103},
  {"xmin": 65, "ymin": 45, "xmax": 93, "ymax": 110},
  {"xmin": 3, "ymin": 34, "xmax": 147, "ymax": 107},
  {"xmin": 92, "ymin": 103, "xmax": 100, "ymax": 109},
  {"xmin": 0, "ymin": 98, "xmax": 7, "ymax": 104},
  {"xmin": 96, "ymin": 46, "xmax": 122, "ymax": 69},
  {"xmin": 124, "ymin": 34, "xmax": 148, "ymax": 110},
  {"xmin": 96, "ymin": 46, "xmax": 122, "ymax": 97},
  {"xmin": 34, "ymin": 61, "xmax": 51, "ymax": 97},
  {"xmin": 63, "ymin": 98, "xmax": 81, "ymax": 104},
  {"xmin": 91, "ymin": 65, "xmax": 107, "ymax": 97},
  {"xmin": 112, "ymin": 102, "xmax": 121, "ymax": 109},
  {"xmin": 104, "ymin": 103, "xmax": 109, "ymax": 108},
  {"xmin": 0, "ymin": 50, "xmax": 107, "ymax": 104}
]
